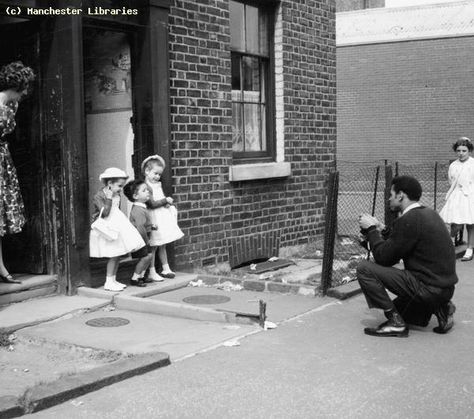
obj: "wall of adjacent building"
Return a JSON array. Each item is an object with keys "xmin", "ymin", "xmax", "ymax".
[{"xmin": 337, "ymin": 36, "xmax": 474, "ymax": 164}]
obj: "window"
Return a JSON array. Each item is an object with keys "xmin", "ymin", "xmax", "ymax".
[{"xmin": 230, "ymin": 0, "xmax": 274, "ymax": 161}]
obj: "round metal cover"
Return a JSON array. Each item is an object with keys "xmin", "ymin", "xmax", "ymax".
[
  {"xmin": 85, "ymin": 317, "xmax": 130, "ymax": 327},
  {"xmin": 183, "ymin": 295, "xmax": 231, "ymax": 305}
]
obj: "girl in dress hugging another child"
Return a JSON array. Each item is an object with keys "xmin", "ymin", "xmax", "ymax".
[
  {"xmin": 142, "ymin": 155, "xmax": 184, "ymax": 280},
  {"xmin": 89, "ymin": 167, "xmax": 146, "ymax": 291}
]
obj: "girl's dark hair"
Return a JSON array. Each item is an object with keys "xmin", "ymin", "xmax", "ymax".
[
  {"xmin": 452, "ymin": 137, "xmax": 473, "ymax": 152},
  {"xmin": 391, "ymin": 176, "xmax": 422, "ymax": 201},
  {"xmin": 0, "ymin": 61, "xmax": 35, "ymax": 92},
  {"xmin": 123, "ymin": 179, "xmax": 146, "ymax": 202}
]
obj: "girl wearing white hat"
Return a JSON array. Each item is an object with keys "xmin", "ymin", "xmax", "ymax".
[
  {"xmin": 142, "ymin": 155, "xmax": 184, "ymax": 280},
  {"xmin": 90, "ymin": 167, "xmax": 146, "ymax": 291}
]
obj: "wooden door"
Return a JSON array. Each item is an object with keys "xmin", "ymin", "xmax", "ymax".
[{"xmin": 0, "ymin": 20, "xmax": 47, "ymax": 274}]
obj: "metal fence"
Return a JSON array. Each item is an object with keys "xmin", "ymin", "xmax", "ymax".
[{"xmin": 321, "ymin": 160, "xmax": 451, "ymax": 294}]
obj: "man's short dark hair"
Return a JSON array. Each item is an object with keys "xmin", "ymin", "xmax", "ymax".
[
  {"xmin": 391, "ymin": 176, "xmax": 422, "ymax": 201},
  {"xmin": 123, "ymin": 179, "xmax": 145, "ymax": 202}
]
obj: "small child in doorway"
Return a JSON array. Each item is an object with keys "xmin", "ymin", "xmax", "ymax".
[
  {"xmin": 142, "ymin": 154, "xmax": 184, "ymax": 280},
  {"xmin": 123, "ymin": 179, "xmax": 157, "ymax": 287},
  {"xmin": 89, "ymin": 168, "xmax": 146, "ymax": 292}
]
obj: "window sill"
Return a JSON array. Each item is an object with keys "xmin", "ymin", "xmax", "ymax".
[{"xmin": 229, "ymin": 162, "xmax": 291, "ymax": 182}]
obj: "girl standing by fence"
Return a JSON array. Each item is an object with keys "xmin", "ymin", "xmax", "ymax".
[{"xmin": 440, "ymin": 137, "xmax": 474, "ymax": 261}]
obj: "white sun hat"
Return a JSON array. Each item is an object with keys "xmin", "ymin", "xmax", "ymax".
[
  {"xmin": 141, "ymin": 154, "xmax": 166, "ymax": 172},
  {"xmin": 98, "ymin": 167, "xmax": 129, "ymax": 181}
]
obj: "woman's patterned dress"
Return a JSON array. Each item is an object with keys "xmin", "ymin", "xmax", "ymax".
[{"xmin": 0, "ymin": 101, "xmax": 26, "ymax": 236}]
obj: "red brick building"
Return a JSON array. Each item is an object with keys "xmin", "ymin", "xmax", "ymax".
[
  {"xmin": 337, "ymin": 1, "xmax": 474, "ymax": 164},
  {"xmin": 0, "ymin": 0, "xmax": 336, "ymax": 294}
]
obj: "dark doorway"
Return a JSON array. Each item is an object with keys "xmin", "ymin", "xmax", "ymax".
[{"xmin": 0, "ymin": 18, "xmax": 47, "ymax": 274}]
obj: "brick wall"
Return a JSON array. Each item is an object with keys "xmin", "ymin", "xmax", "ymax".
[
  {"xmin": 337, "ymin": 37, "xmax": 474, "ymax": 164},
  {"xmin": 168, "ymin": 0, "xmax": 336, "ymax": 270}
]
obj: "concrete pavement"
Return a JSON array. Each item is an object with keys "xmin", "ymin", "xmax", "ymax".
[{"xmin": 27, "ymin": 260, "xmax": 474, "ymax": 419}]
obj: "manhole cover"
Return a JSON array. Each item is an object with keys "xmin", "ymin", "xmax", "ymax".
[
  {"xmin": 85, "ymin": 317, "xmax": 130, "ymax": 327},
  {"xmin": 183, "ymin": 295, "xmax": 231, "ymax": 305}
]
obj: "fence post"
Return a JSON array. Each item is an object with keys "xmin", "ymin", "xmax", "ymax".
[
  {"xmin": 434, "ymin": 161, "xmax": 438, "ymax": 211},
  {"xmin": 321, "ymin": 171, "xmax": 339, "ymax": 296},
  {"xmin": 384, "ymin": 164, "xmax": 396, "ymax": 227}
]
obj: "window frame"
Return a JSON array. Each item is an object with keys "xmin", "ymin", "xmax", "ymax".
[{"xmin": 230, "ymin": 0, "xmax": 276, "ymax": 164}]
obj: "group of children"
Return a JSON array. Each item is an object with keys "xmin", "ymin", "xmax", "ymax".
[{"xmin": 89, "ymin": 155, "xmax": 183, "ymax": 291}]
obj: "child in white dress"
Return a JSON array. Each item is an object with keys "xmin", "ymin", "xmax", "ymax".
[
  {"xmin": 440, "ymin": 137, "xmax": 474, "ymax": 261},
  {"xmin": 142, "ymin": 155, "xmax": 184, "ymax": 280},
  {"xmin": 89, "ymin": 167, "xmax": 146, "ymax": 291}
]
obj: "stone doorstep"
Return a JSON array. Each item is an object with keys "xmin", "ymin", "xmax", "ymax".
[
  {"xmin": 76, "ymin": 273, "xmax": 197, "ymax": 302},
  {"xmin": 0, "ymin": 275, "xmax": 58, "ymax": 307},
  {"xmin": 0, "ymin": 352, "xmax": 170, "ymax": 418},
  {"xmin": 196, "ymin": 274, "xmax": 317, "ymax": 297}
]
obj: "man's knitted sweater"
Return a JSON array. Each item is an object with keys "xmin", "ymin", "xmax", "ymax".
[{"xmin": 366, "ymin": 206, "xmax": 458, "ymax": 288}]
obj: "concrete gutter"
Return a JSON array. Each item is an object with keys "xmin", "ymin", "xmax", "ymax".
[{"xmin": 1, "ymin": 352, "xmax": 170, "ymax": 418}]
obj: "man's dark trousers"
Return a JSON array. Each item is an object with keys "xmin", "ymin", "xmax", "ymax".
[{"xmin": 357, "ymin": 260, "xmax": 455, "ymax": 327}]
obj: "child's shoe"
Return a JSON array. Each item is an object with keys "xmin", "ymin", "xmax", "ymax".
[
  {"xmin": 160, "ymin": 270, "xmax": 175, "ymax": 279},
  {"xmin": 148, "ymin": 271, "xmax": 165, "ymax": 282},
  {"xmin": 104, "ymin": 279, "xmax": 125, "ymax": 292},
  {"xmin": 130, "ymin": 279, "xmax": 147, "ymax": 287},
  {"xmin": 113, "ymin": 279, "xmax": 127, "ymax": 289}
]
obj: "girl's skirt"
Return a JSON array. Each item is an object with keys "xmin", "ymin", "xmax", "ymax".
[{"xmin": 90, "ymin": 206, "xmax": 145, "ymax": 258}]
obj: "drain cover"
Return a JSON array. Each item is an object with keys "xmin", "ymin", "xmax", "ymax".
[
  {"xmin": 183, "ymin": 295, "xmax": 231, "ymax": 305},
  {"xmin": 85, "ymin": 317, "xmax": 130, "ymax": 327}
]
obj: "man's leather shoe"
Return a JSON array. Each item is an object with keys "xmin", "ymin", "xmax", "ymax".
[
  {"xmin": 365, "ymin": 309, "xmax": 408, "ymax": 337},
  {"xmin": 364, "ymin": 321, "xmax": 409, "ymax": 337},
  {"xmin": 433, "ymin": 301, "xmax": 455, "ymax": 334}
]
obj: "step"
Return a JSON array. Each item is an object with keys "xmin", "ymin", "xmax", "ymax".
[{"xmin": 0, "ymin": 274, "xmax": 58, "ymax": 306}]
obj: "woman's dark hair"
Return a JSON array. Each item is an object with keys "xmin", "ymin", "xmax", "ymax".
[
  {"xmin": 452, "ymin": 137, "xmax": 473, "ymax": 152},
  {"xmin": 123, "ymin": 179, "xmax": 146, "ymax": 202},
  {"xmin": 0, "ymin": 61, "xmax": 35, "ymax": 93},
  {"xmin": 391, "ymin": 176, "xmax": 422, "ymax": 201}
]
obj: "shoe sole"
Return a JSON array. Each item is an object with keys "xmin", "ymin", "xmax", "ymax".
[
  {"xmin": 364, "ymin": 328, "xmax": 409, "ymax": 338},
  {"xmin": 433, "ymin": 303, "xmax": 456, "ymax": 334}
]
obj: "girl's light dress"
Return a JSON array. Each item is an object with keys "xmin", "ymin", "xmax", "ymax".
[
  {"xmin": 90, "ymin": 196, "xmax": 145, "ymax": 258},
  {"xmin": 147, "ymin": 181, "xmax": 184, "ymax": 246},
  {"xmin": 440, "ymin": 157, "xmax": 474, "ymax": 224}
]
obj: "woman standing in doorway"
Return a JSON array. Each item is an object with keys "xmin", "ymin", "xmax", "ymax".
[
  {"xmin": 0, "ymin": 61, "xmax": 35, "ymax": 283},
  {"xmin": 440, "ymin": 137, "xmax": 474, "ymax": 261}
]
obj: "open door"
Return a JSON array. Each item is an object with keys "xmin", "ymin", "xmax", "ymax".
[{"xmin": 0, "ymin": 19, "xmax": 47, "ymax": 274}]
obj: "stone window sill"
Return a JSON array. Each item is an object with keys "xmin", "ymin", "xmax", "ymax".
[{"xmin": 229, "ymin": 162, "xmax": 291, "ymax": 182}]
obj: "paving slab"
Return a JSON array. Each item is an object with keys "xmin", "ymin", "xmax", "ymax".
[
  {"xmin": 0, "ymin": 295, "xmax": 108, "ymax": 333},
  {"xmin": 148, "ymin": 286, "xmax": 328, "ymax": 322},
  {"xmin": 16, "ymin": 309, "xmax": 258, "ymax": 361}
]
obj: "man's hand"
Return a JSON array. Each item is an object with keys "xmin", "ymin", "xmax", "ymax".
[
  {"xmin": 166, "ymin": 197, "xmax": 174, "ymax": 205},
  {"xmin": 358, "ymin": 213, "xmax": 379, "ymax": 230}
]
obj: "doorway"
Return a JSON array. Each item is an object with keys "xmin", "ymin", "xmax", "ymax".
[{"xmin": 0, "ymin": 18, "xmax": 47, "ymax": 274}]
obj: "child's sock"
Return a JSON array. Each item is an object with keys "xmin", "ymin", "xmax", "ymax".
[
  {"xmin": 139, "ymin": 271, "xmax": 146, "ymax": 278},
  {"xmin": 149, "ymin": 267, "xmax": 158, "ymax": 275},
  {"xmin": 131, "ymin": 272, "xmax": 141, "ymax": 281},
  {"xmin": 162, "ymin": 264, "xmax": 173, "ymax": 274}
]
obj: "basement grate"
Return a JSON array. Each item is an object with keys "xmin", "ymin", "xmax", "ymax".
[
  {"xmin": 85, "ymin": 317, "xmax": 130, "ymax": 327},
  {"xmin": 183, "ymin": 295, "xmax": 231, "ymax": 305}
]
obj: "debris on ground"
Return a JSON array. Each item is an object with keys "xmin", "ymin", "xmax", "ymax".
[
  {"xmin": 222, "ymin": 339, "xmax": 241, "ymax": 347},
  {"xmin": 189, "ymin": 279, "xmax": 206, "ymax": 287},
  {"xmin": 264, "ymin": 321, "xmax": 277, "ymax": 330},
  {"xmin": 268, "ymin": 256, "xmax": 279, "ymax": 262},
  {"xmin": 216, "ymin": 281, "xmax": 243, "ymax": 292}
]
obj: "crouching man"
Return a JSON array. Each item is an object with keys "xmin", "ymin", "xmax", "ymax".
[{"xmin": 357, "ymin": 176, "xmax": 457, "ymax": 337}]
